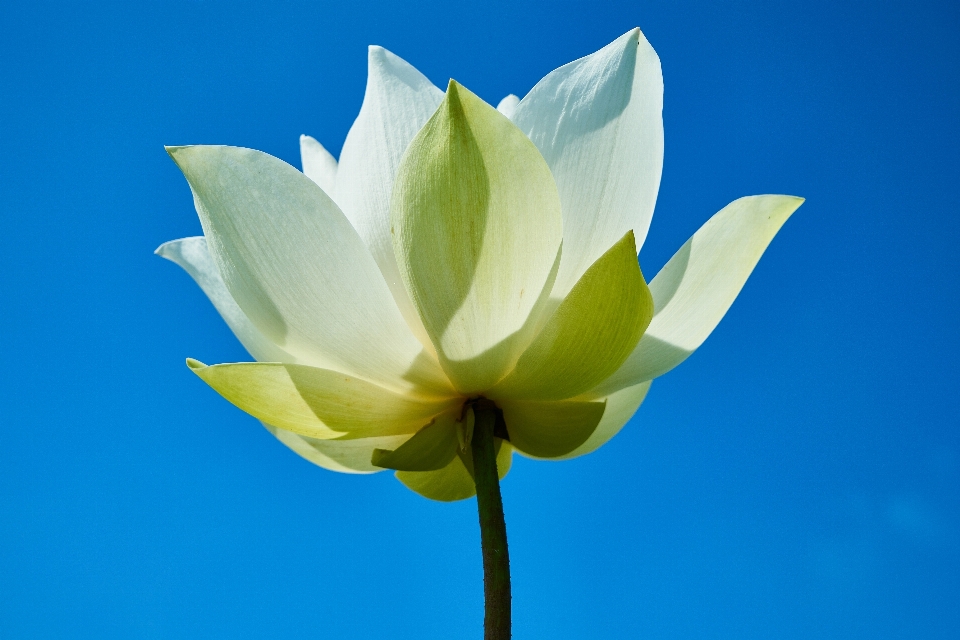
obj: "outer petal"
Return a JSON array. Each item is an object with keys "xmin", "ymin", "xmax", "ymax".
[
  {"xmin": 187, "ymin": 359, "xmax": 459, "ymax": 440},
  {"xmin": 392, "ymin": 81, "xmax": 563, "ymax": 393},
  {"xmin": 155, "ymin": 236, "xmax": 297, "ymax": 364},
  {"xmin": 512, "ymin": 28, "xmax": 664, "ymax": 299},
  {"xmin": 263, "ymin": 424, "xmax": 409, "ymax": 474},
  {"xmin": 498, "ymin": 399, "xmax": 605, "ymax": 459},
  {"xmin": 395, "ymin": 441, "xmax": 513, "ymax": 502},
  {"xmin": 594, "ymin": 195, "xmax": 804, "ymax": 395},
  {"xmin": 371, "ymin": 410, "xmax": 461, "ymax": 471},
  {"xmin": 489, "ymin": 231, "xmax": 652, "ymax": 401},
  {"xmin": 335, "ymin": 46, "xmax": 444, "ymax": 352},
  {"xmin": 299, "ymin": 135, "xmax": 338, "ymax": 195},
  {"xmin": 167, "ymin": 145, "xmax": 451, "ymax": 396},
  {"xmin": 558, "ymin": 380, "xmax": 652, "ymax": 459}
]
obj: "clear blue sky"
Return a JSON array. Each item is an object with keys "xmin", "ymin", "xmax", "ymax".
[{"xmin": 1, "ymin": 0, "xmax": 958, "ymax": 638}]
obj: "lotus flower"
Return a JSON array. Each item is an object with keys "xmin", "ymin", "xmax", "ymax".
[{"xmin": 157, "ymin": 29, "xmax": 802, "ymax": 503}]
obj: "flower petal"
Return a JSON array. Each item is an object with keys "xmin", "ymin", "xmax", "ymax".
[
  {"xmin": 496, "ymin": 94, "xmax": 519, "ymax": 119},
  {"xmin": 335, "ymin": 46, "xmax": 444, "ymax": 352},
  {"xmin": 498, "ymin": 398, "xmax": 605, "ymax": 458},
  {"xmin": 392, "ymin": 81, "xmax": 563, "ymax": 393},
  {"xmin": 167, "ymin": 144, "xmax": 451, "ymax": 396},
  {"xmin": 263, "ymin": 423, "xmax": 409, "ymax": 474},
  {"xmin": 155, "ymin": 236, "xmax": 297, "ymax": 364},
  {"xmin": 371, "ymin": 410, "xmax": 461, "ymax": 471},
  {"xmin": 187, "ymin": 359, "xmax": 459, "ymax": 440},
  {"xmin": 395, "ymin": 441, "xmax": 513, "ymax": 502},
  {"xmin": 594, "ymin": 195, "xmax": 804, "ymax": 395},
  {"xmin": 490, "ymin": 231, "xmax": 653, "ymax": 401},
  {"xmin": 512, "ymin": 28, "xmax": 664, "ymax": 299},
  {"xmin": 558, "ymin": 380, "xmax": 652, "ymax": 459},
  {"xmin": 299, "ymin": 135, "xmax": 338, "ymax": 195}
]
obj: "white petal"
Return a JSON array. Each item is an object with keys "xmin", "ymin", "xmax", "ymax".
[
  {"xmin": 594, "ymin": 195, "xmax": 803, "ymax": 395},
  {"xmin": 512, "ymin": 28, "xmax": 664, "ymax": 299},
  {"xmin": 555, "ymin": 380, "xmax": 651, "ymax": 459},
  {"xmin": 496, "ymin": 94, "xmax": 520, "ymax": 119},
  {"xmin": 299, "ymin": 135, "xmax": 338, "ymax": 195},
  {"xmin": 155, "ymin": 236, "xmax": 297, "ymax": 364},
  {"xmin": 263, "ymin": 423, "xmax": 409, "ymax": 474},
  {"xmin": 167, "ymin": 145, "xmax": 452, "ymax": 396},
  {"xmin": 335, "ymin": 46, "xmax": 444, "ymax": 353}
]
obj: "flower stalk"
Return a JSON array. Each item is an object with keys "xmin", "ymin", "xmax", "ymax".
[{"xmin": 471, "ymin": 400, "xmax": 511, "ymax": 639}]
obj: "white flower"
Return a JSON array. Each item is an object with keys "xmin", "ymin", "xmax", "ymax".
[{"xmin": 157, "ymin": 29, "xmax": 802, "ymax": 501}]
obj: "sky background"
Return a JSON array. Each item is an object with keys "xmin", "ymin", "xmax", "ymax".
[{"xmin": 1, "ymin": 0, "xmax": 958, "ymax": 638}]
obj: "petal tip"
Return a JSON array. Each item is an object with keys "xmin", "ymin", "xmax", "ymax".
[
  {"xmin": 186, "ymin": 357, "xmax": 207, "ymax": 371},
  {"xmin": 164, "ymin": 145, "xmax": 190, "ymax": 157}
]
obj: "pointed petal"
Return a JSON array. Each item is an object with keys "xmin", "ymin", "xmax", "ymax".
[
  {"xmin": 392, "ymin": 81, "xmax": 563, "ymax": 393},
  {"xmin": 496, "ymin": 94, "xmax": 519, "ymax": 119},
  {"xmin": 490, "ymin": 231, "xmax": 653, "ymax": 401},
  {"xmin": 595, "ymin": 195, "xmax": 804, "ymax": 394},
  {"xmin": 498, "ymin": 398, "xmax": 605, "ymax": 458},
  {"xmin": 335, "ymin": 46, "xmax": 444, "ymax": 352},
  {"xmin": 263, "ymin": 423, "xmax": 409, "ymax": 474},
  {"xmin": 156, "ymin": 236, "xmax": 297, "ymax": 364},
  {"xmin": 371, "ymin": 410, "xmax": 460, "ymax": 471},
  {"xmin": 187, "ymin": 359, "xmax": 459, "ymax": 440},
  {"xmin": 300, "ymin": 135, "xmax": 338, "ymax": 195},
  {"xmin": 558, "ymin": 380, "xmax": 651, "ymax": 459},
  {"xmin": 512, "ymin": 28, "xmax": 664, "ymax": 298},
  {"xmin": 167, "ymin": 144, "xmax": 451, "ymax": 396},
  {"xmin": 395, "ymin": 440, "xmax": 513, "ymax": 502}
]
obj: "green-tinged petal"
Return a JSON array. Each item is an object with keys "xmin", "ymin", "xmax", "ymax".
[
  {"xmin": 371, "ymin": 410, "xmax": 460, "ymax": 471},
  {"xmin": 187, "ymin": 360, "xmax": 458, "ymax": 440},
  {"xmin": 300, "ymin": 135, "xmax": 338, "ymax": 196},
  {"xmin": 557, "ymin": 380, "xmax": 651, "ymax": 459},
  {"xmin": 490, "ymin": 232, "xmax": 652, "ymax": 401},
  {"xmin": 495, "ymin": 440, "xmax": 513, "ymax": 479},
  {"xmin": 395, "ymin": 453, "xmax": 475, "ymax": 502},
  {"xmin": 263, "ymin": 423, "xmax": 409, "ymax": 474},
  {"xmin": 396, "ymin": 440, "xmax": 514, "ymax": 502},
  {"xmin": 392, "ymin": 80, "xmax": 563, "ymax": 394},
  {"xmin": 155, "ymin": 236, "xmax": 297, "ymax": 364},
  {"xmin": 594, "ymin": 196, "xmax": 803, "ymax": 395},
  {"xmin": 513, "ymin": 28, "xmax": 663, "ymax": 299},
  {"xmin": 335, "ymin": 47, "xmax": 444, "ymax": 354},
  {"xmin": 167, "ymin": 145, "xmax": 451, "ymax": 397},
  {"xmin": 498, "ymin": 398, "xmax": 606, "ymax": 459}
]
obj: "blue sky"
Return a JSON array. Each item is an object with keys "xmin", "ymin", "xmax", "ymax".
[{"xmin": 1, "ymin": 0, "xmax": 958, "ymax": 638}]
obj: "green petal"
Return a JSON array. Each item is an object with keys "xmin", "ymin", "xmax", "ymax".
[
  {"xmin": 490, "ymin": 231, "xmax": 653, "ymax": 401},
  {"xmin": 371, "ymin": 410, "xmax": 461, "ymax": 471},
  {"xmin": 498, "ymin": 398, "xmax": 606, "ymax": 459},
  {"xmin": 187, "ymin": 359, "xmax": 458, "ymax": 440},
  {"xmin": 395, "ymin": 440, "xmax": 514, "ymax": 502},
  {"xmin": 593, "ymin": 195, "xmax": 803, "ymax": 394},
  {"xmin": 557, "ymin": 380, "xmax": 652, "ymax": 459},
  {"xmin": 263, "ymin": 423, "xmax": 408, "ymax": 474},
  {"xmin": 391, "ymin": 80, "xmax": 563, "ymax": 394}
]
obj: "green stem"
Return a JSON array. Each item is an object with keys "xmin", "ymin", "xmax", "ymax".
[{"xmin": 471, "ymin": 400, "xmax": 511, "ymax": 640}]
